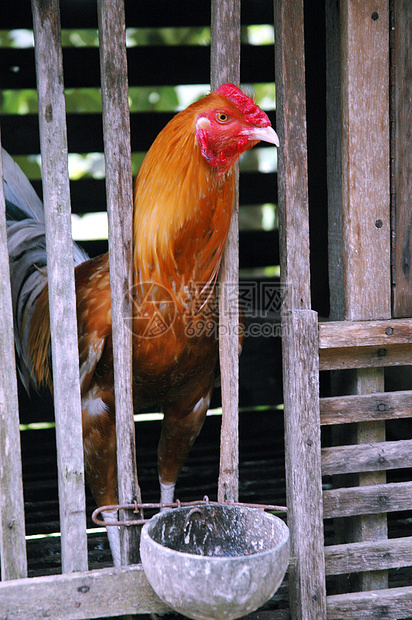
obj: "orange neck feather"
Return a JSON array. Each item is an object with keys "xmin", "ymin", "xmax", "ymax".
[{"xmin": 133, "ymin": 98, "xmax": 235, "ymax": 292}]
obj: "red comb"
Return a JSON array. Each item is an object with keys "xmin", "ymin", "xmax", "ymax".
[{"xmin": 216, "ymin": 83, "xmax": 271, "ymax": 127}]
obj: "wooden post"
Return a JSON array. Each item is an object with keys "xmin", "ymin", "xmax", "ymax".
[
  {"xmin": 210, "ymin": 0, "xmax": 241, "ymax": 503},
  {"xmin": 97, "ymin": 0, "xmax": 142, "ymax": 566},
  {"xmin": 31, "ymin": 0, "xmax": 88, "ymax": 574},
  {"xmin": 340, "ymin": 0, "xmax": 391, "ymax": 322},
  {"xmin": 326, "ymin": 0, "xmax": 391, "ymax": 592},
  {"xmin": 392, "ymin": 0, "xmax": 412, "ymax": 316},
  {"xmin": 274, "ymin": 1, "xmax": 326, "ymax": 617},
  {"xmin": 0, "ymin": 142, "xmax": 28, "ymax": 581},
  {"xmin": 341, "ymin": 0, "xmax": 391, "ymax": 591}
]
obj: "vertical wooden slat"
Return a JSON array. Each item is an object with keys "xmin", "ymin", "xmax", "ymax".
[
  {"xmin": 274, "ymin": 1, "xmax": 326, "ymax": 617},
  {"xmin": 282, "ymin": 310, "xmax": 326, "ymax": 620},
  {"xmin": 31, "ymin": 0, "xmax": 88, "ymax": 573},
  {"xmin": 0, "ymin": 141, "xmax": 28, "ymax": 581},
  {"xmin": 274, "ymin": 0, "xmax": 311, "ymax": 311},
  {"xmin": 97, "ymin": 0, "xmax": 142, "ymax": 566},
  {"xmin": 341, "ymin": 0, "xmax": 391, "ymax": 322},
  {"xmin": 210, "ymin": 0, "xmax": 241, "ymax": 504},
  {"xmin": 338, "ymin": 0, "xmax": 391, "ymax": 592},
  {"xmin": 392, "ymin": 0, "xmax": 412, "ymax": 316}
]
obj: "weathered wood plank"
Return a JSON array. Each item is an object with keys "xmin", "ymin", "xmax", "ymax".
[
  {"xmin": 320, "ymin": 389, "xmax": 412, "ymax": 425},
  {"xmin": 327, "ymin": 585, "xmax": 412, "ymax": 619},
  {"xmin": 323, "ymin": 481, "xmax": 412, "ymax": 519},
  {"xmin": 275, "ymin": 0, "xmax": 325, "ymax": 616},
  {"xmin": 340, "ymin": 0, "xmax": 391, "ymax": 321},
  {"xmin": 281, "ymin": 310, "xmax": 326, "ymax": 620},
  {"xmin": 325, "ymin": 0, "xmax": 388, "ymax": 594},
  {"xmin": 210, "ymin": 0, "xmax": 241, "ymax": 504},
  {"xmin": 0, "ymin": 564, "xmax": 170, "ymax": 619},
  {"xmin": 319, "ymin": 343, "xmax": 412, "ymax": 370},
  {"xmin": 327, "ymin": 0, "xmax": 391, "ymax": 594},
  {"xmin": 244, "ymin": 612, "xmax": 290, "ymax": 620},
  {"xmin": 339, "ymin": 1, "xmax": 391, "ymax": 591},
  {"xmin": 319, "ymin": 318, "xmax": 412, "ymax": 348},
  {"xmin": 0, "ymin": 143, "xmax": 28, "ymax": 581},
  {"xmin": 97, "ymin": 0, "xmax": 142, "ymax": 565},
  {"xmin": 274, "ymin": 0, "xmax": 311, "ymax": 311},
  {"xmin": 392, "ymin": 0, "xmax": 412, "ymax": 316},
  {"xmin": 321, "ymin": 438, "xmax": 412, "ymax": 476},
  {"xmin": 31, "ymin": 0, "xmax": 88, "ymax": 574},
  {"xmin": 325, "ymin": 536, "xmax": 412, "ymax": 575}
]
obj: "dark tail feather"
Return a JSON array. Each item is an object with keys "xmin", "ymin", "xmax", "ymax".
[{"xmin": 3, "ymin": 148, "xmax": 88, "ymax": 390}]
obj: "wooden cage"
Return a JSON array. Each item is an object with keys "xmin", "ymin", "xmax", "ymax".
[{"xmin": 0, "ymin": 0, "xmax": 411, "ymax": 619}]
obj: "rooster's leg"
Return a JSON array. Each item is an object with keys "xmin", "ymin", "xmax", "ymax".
[
  {"xmin": 82, "ymin": 401, "xmax": 121, "ymax": 565},
  {"xmin": 158, "ymin": 386, "xmax": 213, "ymax": 504}
]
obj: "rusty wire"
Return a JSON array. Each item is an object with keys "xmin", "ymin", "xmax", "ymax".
[{"xmin": 91, "ymin": 496, "xmax": 287, "ymax": 527}]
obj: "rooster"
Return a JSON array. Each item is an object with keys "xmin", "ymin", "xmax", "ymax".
[{"xmin": 4, "ymin": 84, "xmax": 279, "ymax": 565}]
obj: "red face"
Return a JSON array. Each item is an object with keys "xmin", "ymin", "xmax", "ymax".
[{"xmin": 195, "ymin": 92, "xmax": 279, "ymax": 179}]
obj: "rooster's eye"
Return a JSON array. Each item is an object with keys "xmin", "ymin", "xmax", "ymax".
[{"xmin": 216, "ymin": 112, "xmax": 229, "ymax": 123}]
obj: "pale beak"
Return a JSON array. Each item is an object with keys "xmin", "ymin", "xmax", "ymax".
[{"xmin": 247, "ymin": 125, "xmax": 280, "ymax": 147}]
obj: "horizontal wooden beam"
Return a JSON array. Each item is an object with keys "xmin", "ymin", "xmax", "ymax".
[
  {"xmin": 319, "ymin": 318, "xmax": 412, "ymax": 348},
  {"xmin": 319, "ymin": 343, "xmax": 412, "ymax": 371},
  {"xmin": 321, "ymin": 439, "xmax": 412, "ymax": 476},
  {"xmin": 323, "ymin": 481, "xmax": 412, "ymax": 519},
  {"xmin": 0, "ymin": 564, "xmax": 170, "ymax": 619},
  {"xmin": 319, "ymin": 319, "xmax": 412, "ymax": 370},
  {"xmin": 325, "ymin": 536, "xmax": 412, "ymax": 576},
  {"xmin": 320, "ymin": 389, "xmax": 412, "ymax": 425},
  {"xmin": 327, "ymin": 585, "xmax": 412, "ymax": 620}
]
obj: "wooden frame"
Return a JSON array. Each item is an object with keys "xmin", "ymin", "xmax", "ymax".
[
  {"xmin": 275, "ymin": 0, "xmax": 412, "ymax": 616},
  {"xmin": 320, "ymin": 0, "xmax": 412, "ymax": 616},
  {"xmin": 1, "ymin": 0, "xmax": 411, "ymax": 617}
]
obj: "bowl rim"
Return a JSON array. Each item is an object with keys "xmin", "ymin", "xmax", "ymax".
[{"xmin": 140, "ymin": 504, "xmax": 290, "ymax": 563}]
